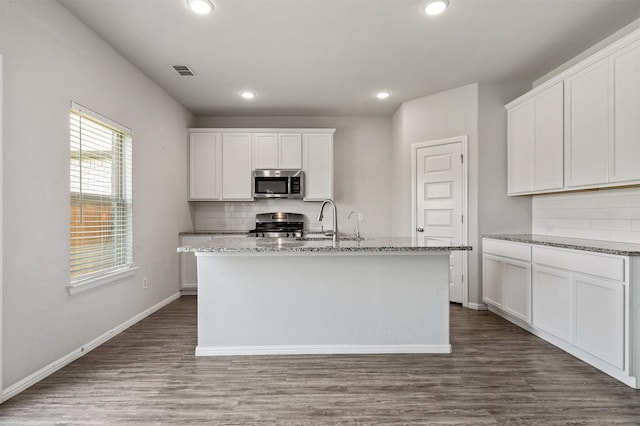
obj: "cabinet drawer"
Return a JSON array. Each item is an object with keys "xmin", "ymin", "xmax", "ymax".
[
  {"xmin": 532, "ymin": 246, "xmax": 624, "ymax": 282},
  {"xmin": 483, "ymin": 239, "xmax": 531, "ymax": 262}
]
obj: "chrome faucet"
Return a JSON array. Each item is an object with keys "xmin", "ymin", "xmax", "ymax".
[
  {"xmin": 348, "ymin": 211, "xmax": 361, "ymax": 240},
  {"xmin": 317, "ymin": 199, "xmax": 338, "ymax": 244}
]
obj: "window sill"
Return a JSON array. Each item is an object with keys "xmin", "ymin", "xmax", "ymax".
[{"xmin": 67, "ymin": 266, "xmax": 139, "ymax": 296}]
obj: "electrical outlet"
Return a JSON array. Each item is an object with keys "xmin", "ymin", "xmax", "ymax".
[
  {"xmin": 142, "ymin": 277, "xmax": 148, "ymax": 289},
  {"xmin": 357, "ymin": 212, "xmax": 364, "ymax": 222}
]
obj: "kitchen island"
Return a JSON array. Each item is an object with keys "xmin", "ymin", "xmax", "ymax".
[{"xmin": 178, "ymin": 236, "xmax": 471, "ymax": 356}]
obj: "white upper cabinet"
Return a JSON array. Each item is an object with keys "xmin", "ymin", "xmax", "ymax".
[
  {"xmin": 253, "ymin": 132, "xmax": 302, "ymax": 170},
  {"xmin": 189, "ymin": 128, "xmax": 333, "ymax": 202},
  {"xmin": 507, "ymin": 82, "xmax": 563, "ymax": 195},
  {"xmin": 189, "ymin": 132, "xmax": 221, "ymax": 200},
  {"xmin": 506, "ymin": 28, "xmax": 640, "ymax": 195},
  {"xmin": 253, "ymin": 133, "xmax": 278, "ymax": 169},
  {"xmin": 507, "ymin": 101, "xmax": 534, "ymax": 194},
  {"xmin": 221, "ymin": 133, "xmax": 253, "ymax": 200},
  {"xmin": 303, "ymin": 132, "xmax": 334, "ymax": 201},
  {"xmin": 564, "ymin": 58, "xmax": 610, "ymax": 188},
  {"xmin": 278, "ymin": 133, "xmax": 303, "ymax": 169},
  {"xmin": 610, "ymin": 38, "xmax": 640, "ymax": 184},
  {"xmin": 533, "ymin": 84, "xmax": 564, "ymax": 192}
]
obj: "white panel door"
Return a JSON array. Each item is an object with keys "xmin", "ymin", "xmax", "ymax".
[
  {"xmin": 253, "ymin": 133, "xmax": 278, "ymax": 169},
  {"xmin": 222, "ymin": 133, "xmax": 253, "ymax": 200},
  {"xmin": 279, "ymin": 133, "xmax": 302, "ymax": 169},
  {"xmin": 189, "ymin": 132, "xmax": 221, "ymax": 200},
  {"xmin": 532, "ymin": 266, "xmax": 572, "ymax": 343},
  {"xmin": 416, "ymin": 142, "xmax": 464, "ymax": 303},
  {"xmin": 610, "ymin": 39, "xmax": 640, "ymax": 183},
  {"xmin": 565, "ymin": 58, "xmax": 610, "ymax": 187},
  {"xmin": 573, "ymin": 275, "xmax": 625, "ymax": 369}
]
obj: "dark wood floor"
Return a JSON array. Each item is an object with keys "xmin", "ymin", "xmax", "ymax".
[{"xmin": 1, "ymin": 296, "xmax": 639, "ymax": 425}]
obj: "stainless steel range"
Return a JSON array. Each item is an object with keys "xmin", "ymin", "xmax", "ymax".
[{"xmin": 247, "ymin": 212, "xmax": 304, "ymax": 238}]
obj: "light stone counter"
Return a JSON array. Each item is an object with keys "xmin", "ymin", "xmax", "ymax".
[
  {"xmin": 484, "ymin": 234, "xmax": 640, "ymax": 256},
  {"xmin": 178, "ymin": 235, "xmax": 472, "ymax": 254}
]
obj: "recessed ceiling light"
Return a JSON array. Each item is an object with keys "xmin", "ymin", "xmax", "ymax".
[
  {"xmin": 375, "ymin": 91, "xmax": 391, "ymax": 100},
  {"xmin": 187, "ymin": 0, "xmax": 214, "ymax": 14},
  {"xmin": 422, "ymin": 0, "xmax": 449, "ymax": 16},
  {"xmin": 240, "ymin": 91, "xmax": 256, "ymax": 100}
]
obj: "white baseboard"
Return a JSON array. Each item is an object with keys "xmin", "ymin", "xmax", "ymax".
[
  {"xmin": 466, "ymin": 302, "xmax": 488, "ymax": 311},
  {"xmin": 195, "ymin": 344, "xmax": 452, "ymax": 356},
  {"xmin": 180, "ymin": 286, "xmax": 197, "ymax": 296},
  {"xmin": 1, "ymin": 292, "xmax": 181, "ymax": 403}
]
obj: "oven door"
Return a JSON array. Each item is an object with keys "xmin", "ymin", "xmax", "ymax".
[{"xmin": 254, "ymin": 176, "xmax": 290, "ymax": 198}]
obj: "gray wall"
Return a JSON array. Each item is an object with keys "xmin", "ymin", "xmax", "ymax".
[
  {"xmin": 391, "ymin": 84, "xmax": 481, "ymax": 303},
  {"xmin": 194, "ymin": 116, "xmax": 393, "ymax": 237},
  {"xmin": 390, "ymin": 83, "xmax": 479, "ymax": 237},
  {"xmin": 391, "ymin": 82, "xmax": 532, "ymax": 306},
  {"xmin": 0, "ymin": 1, "xmax": 193, "ymax": 388}
]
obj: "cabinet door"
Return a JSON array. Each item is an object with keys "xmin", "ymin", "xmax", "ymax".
[
  {"xmin": 610, "ymin": 39, "xmax": 640, "ymax": 183},
  {"xmin": 533, "ymin": 82, "xmax": 564, "ymax": 191},
  {"xmin": 564, "ymin": 58, "xmax": 610, "ymax": 188},
  {"xmin": 573, "ymin": 275, "xmax": 625, "ymax": 369},
  {"xmin": 507, "ymin": 101, "xmax": 534, "ymax": 194},
  {"xmin": 222, "ymin": 133, "xmax": 253, "ymax": 200},
  {"xmin": 253, "ymin": 133, "xmax": 278, "ymax": 169},
  {"xmin": 279, "ymin": 133, "xmax": 302, "ymax": 169},
  {"xmin": 189, "ymin": 133, "xmax": 221, "ymax": 200},
  {"xmin": 303, "ymin": 133, "xmax": 333, "ymax": 201},
  {"xmin": 482, "ymin": 255, "xmax": 504, "ymax": 309},
  {"xmin": 532, "ymin": 266, "xmax": 572, "ymax": 343},
  {"xmin": 504, "ymin": 260, "xmax": 532, "ymax": 324},
  {"xmin": 180, "ymin": 235, "xmax": 213, "ymax": 293}
]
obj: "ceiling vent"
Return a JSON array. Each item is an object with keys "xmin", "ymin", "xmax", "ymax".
[{"xmin": 171, "ymin": 65, "xmax": 195, "ymax": 76}]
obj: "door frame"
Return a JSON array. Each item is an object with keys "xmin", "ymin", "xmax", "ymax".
[
  {"xmin": 411, "ymin": 135, "xmax": 469, "ymax": 307},
  {"xmin": 1, "ymin": 54, "xmax": 4, "ymax": 399}
]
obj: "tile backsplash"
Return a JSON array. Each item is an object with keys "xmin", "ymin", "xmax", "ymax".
[
  {"xmin": 193, "ymin": 200, "xmax": 323, "ymax": 232},
  {"xmin": 532, "ymin": 186, "xmax": 640, "ymax": 243}
]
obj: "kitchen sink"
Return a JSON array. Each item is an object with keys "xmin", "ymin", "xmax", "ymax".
[{"xmin": 297, "ymin": 235, "xmax": 365, "ymax": 242}]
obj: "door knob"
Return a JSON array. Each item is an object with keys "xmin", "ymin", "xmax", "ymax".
[{"xmin": 416, "ymin": 227, "xmax": 424, "ymax": 232}]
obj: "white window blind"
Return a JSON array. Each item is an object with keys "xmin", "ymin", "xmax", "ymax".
[{"xmin": 70, "ymin": 103, "xmax": 133, "ymax": 282}]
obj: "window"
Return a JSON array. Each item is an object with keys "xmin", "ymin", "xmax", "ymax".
[{"xmin": 70, "ymin": 103, "xmax": 133, "ymax": 284}]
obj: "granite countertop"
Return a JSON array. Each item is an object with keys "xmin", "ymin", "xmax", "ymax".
[
  {"xmin": 483, "ymin": 234, "xmax": 640, "ymax": 256},
  {"xmin": 178, "ymin": 235, "xmax": 473, "ymax": 254},
  {"xmin": 179, "ymin": 230, "xmax": 248, "ymax": 236}
]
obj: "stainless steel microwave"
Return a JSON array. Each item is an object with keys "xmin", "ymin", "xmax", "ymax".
[{"xmin": 253, "ymin": 169, "xmax": 304, "ymax": 199}]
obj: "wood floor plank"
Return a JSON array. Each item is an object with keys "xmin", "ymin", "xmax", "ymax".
[{"xmin": 1, "ymin": 296, "xmax": 639, "ymax": 425}]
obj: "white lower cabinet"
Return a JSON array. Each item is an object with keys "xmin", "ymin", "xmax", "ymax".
[
  {"xmin": 503, "ymin": 261, "xmax": 532, "ymax": 324},
  {"xmin": 482, "ymin": 255, "xmax": 504, "ymax": 309},
  {"xmin": 532, "ymin": 265, "xmax": 572, "ymax": 343},
  {"xmin": 573, "ymin": 275, "xmax": 625, "ymax": 369},
  {"xmin": 532, "ymin": 263, "xmax": 625, "ymax": 370},
  {"xmin": 482, "ymin": 237, "xmax": 636, "ymax": 388},
  {"xmin": 179, "ymin": 235, "xmax": 213, "ymax": 294},
  {"xmin": 482, "ymin": 239, "xmax": 531, "ymax": 324}
]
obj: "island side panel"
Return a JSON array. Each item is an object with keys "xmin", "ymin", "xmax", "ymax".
[{"xmin": 195, "ymin": 252, "xmax": 450, "ymax": 355}]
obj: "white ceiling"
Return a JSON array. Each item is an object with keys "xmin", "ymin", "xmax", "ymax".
[{"xmin": 58, "ymin": 0, "xmax": 640, "ymax": 117}]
